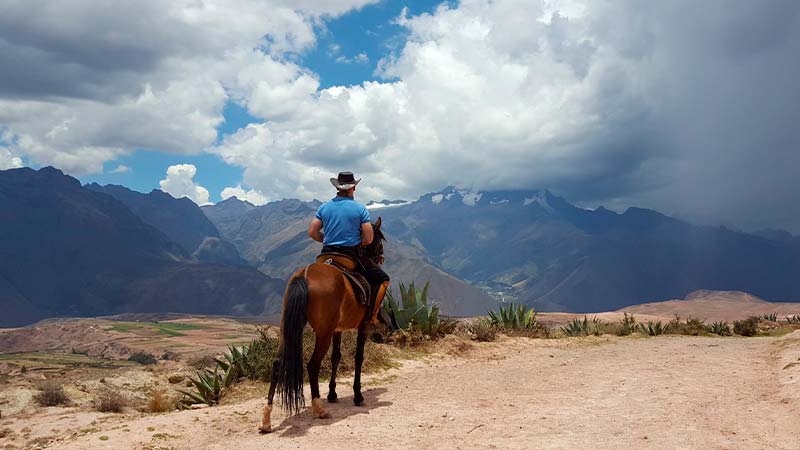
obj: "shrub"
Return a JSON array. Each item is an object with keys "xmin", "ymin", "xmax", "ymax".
[
  {"xmin": 382, "ymin": 281, "xmax": 456, "ymax": 339},
  {"xmin": 95, "ymin": 390, "xmax": 125, "ymax": 413},
  {"xmin": 147, "ymin": 390, "xmax": 174, "ymax": 413},
  {"xmin": 509, "ymin": 322, "xmax": 553, "ymax": 338},
  {"xmin": 667, "ymin": 316, "xmax": 707, "ymax": 336},
  {"xmin": 786, "ymin": 315, "xmax": 800, "ymax": 324},
  {"xmin": 128, "ymin": 352, "xmax": 157, "ymax": 365},
  {"xmin": 487, "ymin": 303, "xmax": 537, "ymax": 330},
  {"xmin": 708, "ymin": 321, "xmax": 732, "ymax": 336},
  {"xmin": 240, "ymin": 327, "xmax": 280, "ymax": 381},
  {"xmin": 616, "ymin": 313, "xmax": 637, "ymax": 336},
  {"xmin": 733, "ymin": 317, "xmax": 759, "ymax": 336},
  {"xmin": 639, "ymin": 321, "xmax": 668, "ymax": 336},
  {"xmin": 561, "ymin": 316, "xmax": 601, "ymax": 337},
  {"xmin": 387, "ymin": 327, "xmax": 428, "ymax": 347},
  {"xmin": 34, "ymin": 381, "xmax": 68, "ymax": 407},
  {"xmin": 466, "ymin": 320, "xmax": 498, "ymax": 342}
]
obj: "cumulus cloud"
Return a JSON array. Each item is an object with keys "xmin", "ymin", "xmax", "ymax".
[
  {"xmin": 159, "ymin": 164, "xmax": 210, "ymax": 205},
  {"xmin": 109, "ymin": 164, "xmax": 131, "ymax": 174},
  {"xmin": 0, "ymin": 0, "xmax": 376, "ymax": 174},
  {"xmin": 2, "ymin": 0, "xmax": 799, "ymax": 232},
  {"xmin": 210, "ymin": 0, "xmax": 800, "ymax": 232},
  {"xmin": 220, "ymin": 185, "xmax": 269, "ymax": 205}
]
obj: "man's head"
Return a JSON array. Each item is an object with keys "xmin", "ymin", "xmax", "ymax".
[{"xmin": 330, "ymin": 171, "xmax": 360, "ymax": 197}]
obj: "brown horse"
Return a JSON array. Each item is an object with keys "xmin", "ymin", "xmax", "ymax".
[{"xmin": 259, "ymin": 218, "xmax": 387, "ymax": 433}]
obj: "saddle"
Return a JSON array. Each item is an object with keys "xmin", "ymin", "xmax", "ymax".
[{"xmin": 316, "ymin": 253, "xmax": 371, "ymax": 307}]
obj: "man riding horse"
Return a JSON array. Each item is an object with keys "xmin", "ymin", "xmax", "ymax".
[
  {"xmin": 259, "ymin": 171, "xmax": 390, "ymax": 433},
  {"xmin": 307, "ymin": 171, "xmax": 390, "ymax": 325}
]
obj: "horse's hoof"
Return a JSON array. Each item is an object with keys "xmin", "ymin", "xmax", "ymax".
[
  {"xmin": 327, "ymin": 393, "xmax": 338, "ymax": 403},
  {"xmin": 353, "ymin": 394, "xmax": 365, "ymax": 406},
  {"xmin": 312, "ymin": 398, "xmax": 330, "ymax": 419},
  {"xmin": 258, "ymin": 426, "xmax": 272, "ymax": 434}
]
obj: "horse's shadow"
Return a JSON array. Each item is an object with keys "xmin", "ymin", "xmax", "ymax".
[{"xmin": 272, "ymin": 387, "xmax": 391, "ymax": 437}]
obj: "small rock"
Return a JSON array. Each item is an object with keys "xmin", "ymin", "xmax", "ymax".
[
  {"xmin": 168, "ymin": 374, "xmax": 185, "ymax": 384},
  {"xmin": 191, "ymin": 403, "xmax": 210, "ymax": 410}
]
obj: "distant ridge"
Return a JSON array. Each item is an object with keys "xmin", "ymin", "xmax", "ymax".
[{"xmin": 619, "ymin": 290, "xmax": 800, "ymax": 321}]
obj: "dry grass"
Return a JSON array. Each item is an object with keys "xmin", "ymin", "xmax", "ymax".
[
  {"xmin": 95, "ymin": 389, "xmax": 126, "ymax": 413},
  {"xmin": 33, "ymin": 380, "xmax": 68, "ymax": 407},
  {"xmin": 186, "ymin": 354, "xmax": 218, "ymax": 370},
  {"xmin": 147, "ymin": 389, "xmax": 175, "ymax": 413}
]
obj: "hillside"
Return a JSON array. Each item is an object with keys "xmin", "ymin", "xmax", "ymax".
[
  {"xmin": 619, "ymin": 290, "xmax": 800, "ymax": 322},
  {"xmin": 86, "ymin": 183, "xmax": 221, "ymax": 254},
  {"xmin": 0, "ymin": 167, "xmax": 284, "ymax": 327}
]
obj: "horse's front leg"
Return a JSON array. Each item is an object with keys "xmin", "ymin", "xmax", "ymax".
[
  {"xmin": 327, "ymin": 332, "xmax": 342, "ymax": 403},
  {"xmin": 308, "ymin": 333, "xmax": 333, "ymax": 418},
  {"xmin": 352, "ymin": 327, "xmax": 367, "ymax": 406}
]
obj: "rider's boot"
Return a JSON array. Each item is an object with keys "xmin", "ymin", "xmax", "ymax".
[{"xmin": 370, "ymin": 281, "xmax": 390, "ymax": 325}]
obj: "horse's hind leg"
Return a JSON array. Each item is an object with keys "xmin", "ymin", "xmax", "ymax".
[
  {"xmin": 260, "ymin": 354, "xmax": 281, "ymax": 433},
  {"xmin": 352, "ymin": 327, "xmax": 367, "ymax": 406},
  {"xmin": 327, "ymin": 332, "xmax": 342, "ymax": 403},
  {"xmin": 308, "ymin": 333, "xmax": 333, "ymax": 418}
]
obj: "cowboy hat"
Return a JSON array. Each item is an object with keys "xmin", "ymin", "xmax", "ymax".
[{"xmin": 330, "ymin": 171, "xmax": 361, "ymax": 190}]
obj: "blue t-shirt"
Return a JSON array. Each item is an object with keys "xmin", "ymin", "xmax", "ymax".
[{"xmin": 315, "ymin": 196, "xmax": 371, "ymax": 247}]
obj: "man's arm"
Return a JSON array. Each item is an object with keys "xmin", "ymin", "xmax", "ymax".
[
  {"xmin": 308, "ymin": 218, "xmax": 324, "ymax": 243},
  {"xmin": 360, "ymin": 222, "xmax": 374, "ymax": 246}
]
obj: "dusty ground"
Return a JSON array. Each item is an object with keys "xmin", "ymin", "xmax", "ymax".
[{"xmin": 1, "ymin": 331, "xmax": 797, "ymax": 450}]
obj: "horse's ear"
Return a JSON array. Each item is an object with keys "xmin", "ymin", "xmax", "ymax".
[{"xmin": 375, "ymin": 216, "xmax": 382, "ymax": 228}]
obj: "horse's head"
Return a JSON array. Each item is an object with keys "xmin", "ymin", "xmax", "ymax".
[{"xmin": 364, "ymin": 216, "xmax": 385, "ymax": 266}]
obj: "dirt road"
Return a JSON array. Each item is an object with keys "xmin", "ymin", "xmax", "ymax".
[{"xmin": 32, "ymin": 331, "xmax": 800, "ymax": 449}]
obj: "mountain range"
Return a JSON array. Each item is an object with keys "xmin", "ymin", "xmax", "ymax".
[
  {"xmin": 0, "ymin": 167, "xmax": 283, "ymax": 327},
  {"xmin": 2, "ymin": 166, "xmax": 800, "ymax": 327},
  {"xmin": 372, "ymin": 187, "xmax": 800, "ymax": 311}
]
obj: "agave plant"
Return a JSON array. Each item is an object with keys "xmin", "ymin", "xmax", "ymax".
[
  {"xmin": 617, "ymin": 313, "xmax": 637, "ymax": 336},
  {"xmin": 561, "ymin": 316, "xmax": 600, "ymax": 337},
  {"xmin": 487, "ymin": 303, "xmax": 537, "ymax": 330},
  {"xmin": 215, "ymin": 344, "xmax": 250, "ymax": 388},
  {"xmin": 382, "ymin": 281, "xmax": 455, "ymax": 337},
  {"xmin": 760, "ymin": 312, "xmax": 778, "ymax": 322},
  {"xmin": 708, "ymin": 321, "xmax": 731, "ymax": 336},
  {"xmin": 178, "ymin": 367, "xmax": 225, "ymax": 406},
  {"xmin": 639, "ymin": 321, "xmax": 668, "ymax": 336}
]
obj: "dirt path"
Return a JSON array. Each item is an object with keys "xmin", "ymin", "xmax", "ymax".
[{"xmin": 29, "ymin": 332, "xmax": 800, "ymax": 449}]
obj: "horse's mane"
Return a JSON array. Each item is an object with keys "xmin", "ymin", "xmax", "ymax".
[{"xmin": 364, "ymin": 222, "xmax": 385, "ymax": 263}]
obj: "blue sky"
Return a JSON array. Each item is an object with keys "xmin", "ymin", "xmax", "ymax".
[{"xmin": 79, "ymin": 0, "xmax": 450, "ymax": 201}]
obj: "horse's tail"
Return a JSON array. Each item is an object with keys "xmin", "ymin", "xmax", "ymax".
[{"xmin": 277, "ymin": 274, "xmax": 309, "ymax": 415}]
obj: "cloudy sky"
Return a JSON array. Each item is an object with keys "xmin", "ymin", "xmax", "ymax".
[{"xmin": 1, "ymin": 0, "xmax": 799, "ymax": 232}]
